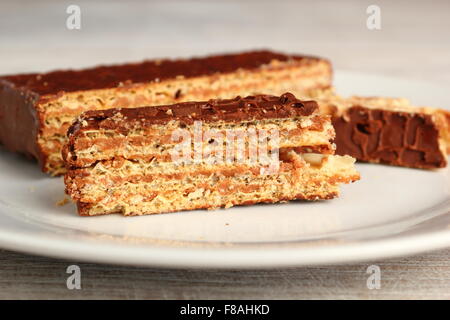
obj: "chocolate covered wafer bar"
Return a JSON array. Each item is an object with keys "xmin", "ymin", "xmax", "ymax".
[
  {"xmin": 0, "ymin": 50, "xmax": 332, "ymax": 175},
  {"xmin": 63, "ymin": 93, "xmax": 359, "ymax": 216},
  {"xmin": 308, "ymin": 89, "xmax": 450, "ymax": 169}
]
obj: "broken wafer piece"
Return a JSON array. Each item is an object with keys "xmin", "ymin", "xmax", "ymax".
[
  {"xmin": 306, "ymin": 89, "xmax": 450, "ymax": 169},
  {"xmin": 0, "ymin": 50, "xmax": 332, "ymax": 175},
  {"xmin": 63, "ymin": 93, "xmax": 359, "ymax": 216}
]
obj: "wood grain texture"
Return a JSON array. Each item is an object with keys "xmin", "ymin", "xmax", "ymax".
[
  {"xmin": 0, "ymin": 248, "xmax": 449, "ymax": 300},
  {"xmin": 0, "ymin": 0, "xmax": 449, "ymax": 299}
]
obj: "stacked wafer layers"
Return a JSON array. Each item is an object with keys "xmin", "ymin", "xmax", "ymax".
[
  {"xmin": 0, "ymin": 50, "xmax": 332, "ymax": 175},
  {"xmin": 306, "ymin": 89, "xmax": 450, "ymax": 169},
  {"xmin": 63, "ymin": 93, "xmax": 359, "ymax": 216}
]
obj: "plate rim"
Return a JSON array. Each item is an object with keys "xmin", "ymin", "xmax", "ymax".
[
  {"xmin": 0, "ymin": 217, "xmax": 449, "ymax": 268},
  {"xmin": 0, "ymin": 71, "xmax": 449, "ymax": 268}
]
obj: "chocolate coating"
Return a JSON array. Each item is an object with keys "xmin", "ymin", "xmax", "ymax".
[
  {"xmin": 333, "ymin": 106, "xmax": 447, "ymax": 169},
  {"xmin": 68, "ymin": 93, "xmax": 318, "ymax": 136},
  {"xmin": 0, "ymin": 80, "xmax": 41, "ymax": 161},
  {"xmin": 0, "ymin": 50, "xmax": 316, "ymax": 96}
]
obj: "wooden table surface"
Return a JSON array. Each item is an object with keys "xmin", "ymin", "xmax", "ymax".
[
  {"xmin": 0, "ymin": 248, "xmax": 449, "ymax": 300},
  {"xmin": 0, "ymin": 0, "xmax": 449, "ymax": 299}
]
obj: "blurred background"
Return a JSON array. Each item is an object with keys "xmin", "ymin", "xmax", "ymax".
[
  {"xmin": 0, "ymin": 0, "xmax": 449, "ymax": 300},
  {"xmin": 1, "ymin": 0, "xmax": 449, "ymax": 85}
]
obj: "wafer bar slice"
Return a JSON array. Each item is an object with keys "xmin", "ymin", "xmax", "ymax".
[
  {"xmin": 63, "ymin": 93, "xmax": 359, "ymax": 216},
  {"xmin": 305, "ymin": 89, "xmax": 450, "ymax": 169},
  {"xmin": 0, "ymin": 50, "xmax": 332, "ymax": 175}
]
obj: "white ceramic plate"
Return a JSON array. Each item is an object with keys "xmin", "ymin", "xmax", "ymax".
[{"xmin": 0, "ymin": 71, "xmax": 449, "ymax": 268}]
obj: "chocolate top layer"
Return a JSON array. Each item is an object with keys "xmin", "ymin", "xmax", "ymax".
[
  {"xmin": 0, "ymin": 50, "xmax": 316, "ymax": 96},
  {"xmin": 68, "ymin": 93, "xmax": 318, "ymax": 136}
]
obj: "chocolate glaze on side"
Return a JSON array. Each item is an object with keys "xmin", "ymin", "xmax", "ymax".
[
  {"xmin": 0, "ymin": 51, "xmax": 320, "ymax": 96},
  {"xmin": 333, "ymin": 106, "xmax": 447, "ymax": 169},
  {"xmin": 0, "ymin": 80, "xmax": 41, "ymax": 162}
]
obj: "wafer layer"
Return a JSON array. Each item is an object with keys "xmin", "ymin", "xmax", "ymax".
[{"xmin": 63, "ymin": 93, "xmax": 359, "ymax": 216}]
